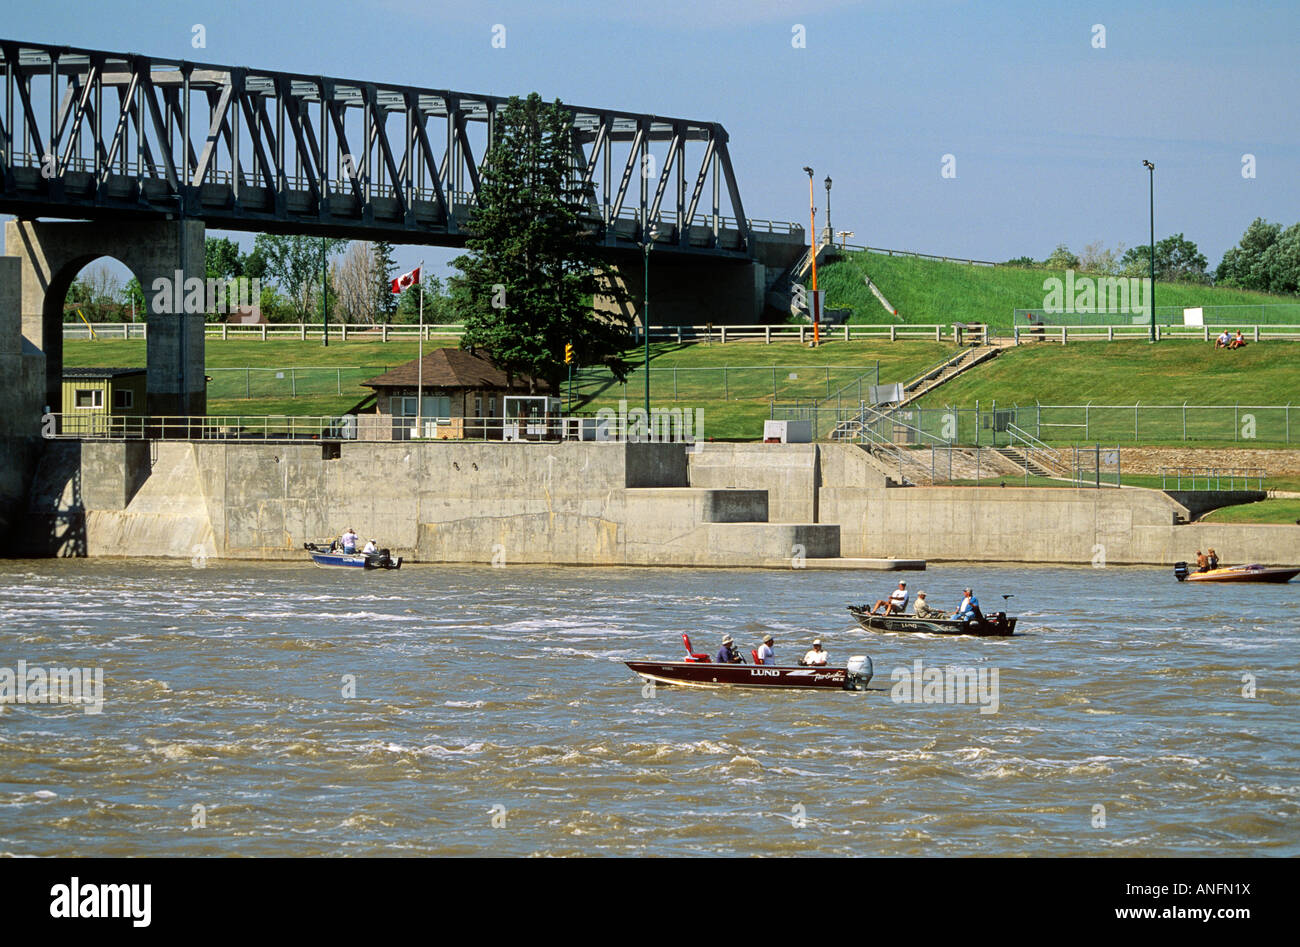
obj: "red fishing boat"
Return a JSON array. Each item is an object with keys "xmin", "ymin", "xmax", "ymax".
[{"xmin": 624, "ymin": 635, "xmax": 874, "ymax": 692}]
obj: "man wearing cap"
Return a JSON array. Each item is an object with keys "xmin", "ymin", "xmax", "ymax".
[
  {"xmin": 914, "ymin": 591, "xmax": 947, "ymax": 620},
  {"xmin": 756, "ymin": 633, "xmax": 776, "ymax": 666},
  {"xmin": 954, "ymin": 588, "xmax": 982, "ymax": 622},
  {"xmin": 715, "ymin": 635, "xmax": 743, "ymax": 664},
  {"xmin": 869, "ymin": 580, "xmax": 910, "ymax": 616},
  {"xmin": 801, "ymin": 639, "xmax": 828, "ymax": 666}
]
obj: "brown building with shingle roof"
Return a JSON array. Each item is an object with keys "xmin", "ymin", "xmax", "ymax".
[{"xmin": 358, "ymin": 347, "xmax": 554, "ymax": 440}]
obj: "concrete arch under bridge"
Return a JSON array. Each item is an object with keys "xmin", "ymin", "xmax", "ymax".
[{"xmin": 5, "ymin": 218, "xmax": 206, "ymax": 417}]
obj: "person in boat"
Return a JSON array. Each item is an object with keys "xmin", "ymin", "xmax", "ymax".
[
  {"xmin": 954, "ymin": 588, "xmax": 983, "ymax": 622},
  {"xmin": 715, "ymin": 634, "xmax": 744, "ymax": 664},
  {"xmin": 869, "ymin": 580, "xmax": 909, "ymax": 616},
  {"xmin": 914, "ymin": 591, "xmax": 948, "ymax": 620},
  {"xmin": 362, "ymin": 539, "xmax": 378, "ymax": 556},
  {"xmin": 1207, "ymin": 548, "xmax": 1220, "ymax": 570},
  {"xmin": 801, "ymin": 639, "xmax": 828, "ymax": 666},
  {"xmin": 1195, "ymin": 549, "xmax": 1209, "ymax": 572},
  {"xmin": 341, "ymin": 528, "xmax": 359, "ymax": 554},
  {"xmin": 757, "ymin": 633, "xmax": 776, "ymax": 666}
]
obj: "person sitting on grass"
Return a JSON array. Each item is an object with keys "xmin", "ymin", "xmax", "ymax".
[
  {"xmin": 1229, "ymin": 330, "xmax": 1247, "ymax": 349},
  {"xmin": 1215, "ymin": 330, "xmax": 1231, "ymax": 349}
]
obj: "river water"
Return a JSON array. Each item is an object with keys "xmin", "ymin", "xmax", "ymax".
[{"xmin": 0, "ymin": 560, "xmax": 1295, "ymax": 857}]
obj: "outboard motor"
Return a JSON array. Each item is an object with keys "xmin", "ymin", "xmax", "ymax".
[
  {"xmin": 845, "ymin": 655, "xmax": 873, "ymax": 691},
  {"xmin": 1173, "ymin": 561, "xmax": 1189, "ymax": 582},
  {"xmin": 995, "ymin": 611, "xmax": 1007, "ymax": 625}
]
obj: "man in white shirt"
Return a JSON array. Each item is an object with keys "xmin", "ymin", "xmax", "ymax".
[
  {"xmin": 756, "ymin": 634, "xmax": 776, "ymax": 666},
  {"xmin": 801, "ymin": 639, "xmax": 828, "ymax": 666},
  {"xmin": 362, "ymin": 539, "xmax": 377, "ymax": 556},
  {"xmin": 870, "ymin": 580, "xmax": 909, "ymax": 616}
]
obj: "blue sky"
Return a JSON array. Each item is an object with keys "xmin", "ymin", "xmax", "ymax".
[{"xmin": 3, "ymin": 0, "xmax": 1298, "ymax": 280}]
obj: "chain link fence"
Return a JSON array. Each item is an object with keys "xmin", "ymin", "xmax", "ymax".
[
  {"xmin": 207, "ymin": 367, "xmax": 382, "ymax": 400},
  {"xmin": 772, "ymin": 402, "xmax": 1300, "ymax": 446},
  {"xmin": 572, "ymin": 364, "xmax": 879, "ymax": 403}
]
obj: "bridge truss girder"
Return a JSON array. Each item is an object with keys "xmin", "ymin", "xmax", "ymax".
[{"xmin": 0, "ymin": 38, "xmax": 765, "ymax": 257}]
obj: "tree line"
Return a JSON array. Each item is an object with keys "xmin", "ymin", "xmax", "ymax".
[
  {"xmin": 1003, "ymin": 218, "xmax": 1300, "ymax": 295},
  {"xmin": 64, "ymin": 235, "xmax": 459, "ymax": 324}
]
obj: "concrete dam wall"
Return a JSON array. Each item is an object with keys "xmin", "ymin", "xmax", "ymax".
[
  {"xmin": 20, "ymin": 440, "xmax": 1300, "ymax": 567},
  {"xmin": 25, "ymin": 440, "xmax": 838, "ymax": 567}
]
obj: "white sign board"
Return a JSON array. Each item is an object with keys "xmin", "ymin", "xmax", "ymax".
[
  {"xmin": 763, "ymin": 420, "xmax": 812, "ymax": 443},
  {"xmin": 869, "ymin": 383, "xmax": 904, "ymax": 405},
  {"xmin": 1183, "ymin": 307, "xmax": 1204, "ymax": 327}
]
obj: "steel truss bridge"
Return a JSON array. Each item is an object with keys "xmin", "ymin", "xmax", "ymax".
[{"xmin": 0, "ymin": 38, "xmax": 798, "ymax": 257}]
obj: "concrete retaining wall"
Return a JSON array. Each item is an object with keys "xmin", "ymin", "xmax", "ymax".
[
  {"xmin": 687, "ymin": 443, "xmax": 819, "ymax": 523},
  {"xmin": 27, "ymin": 440, "xmax": 838, "ymax": 567},
  {"xmin": 19, "ymin": 435, "xmax": 1300, "ymax": 567}
]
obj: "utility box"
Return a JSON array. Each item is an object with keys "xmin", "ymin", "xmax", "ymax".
[{"xmin": 764, "ymin": 419, "xmax": 812, "ymax": 443}]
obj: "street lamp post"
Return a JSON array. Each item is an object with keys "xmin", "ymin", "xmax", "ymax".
[
  {"xmin": 1143, "ymin": 159, "xmax": 1156, "ymax": 343},
  {"xmin": 803, "ymin": 166, "xmax": 819, "ymax": 346},
  {"xmin": 824, "ymin": 176, "xmax": 832, "ymax": 246},
  {"xmin": 643, "ymin": 223, "xmax": 659, "ymax": 418}
]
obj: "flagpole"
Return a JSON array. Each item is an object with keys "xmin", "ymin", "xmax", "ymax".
[{"xmin": 416, "ymin": 260, "xmax": 425, "ymax": 439}]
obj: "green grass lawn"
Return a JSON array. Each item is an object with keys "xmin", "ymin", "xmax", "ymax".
[
  {"xmin": 907, "ymin": 341, "xmax": 1300, "ymax": 447},
  {"xmin": 818, "ymin": 251, "xmax": 1296, "ymax": 328},
  {"xmin": 61, "ymin": 334, "xmax": 1300, "ymax": 444},
  {"xmin": 572, "ymin": 340, "xmax": 956, "ymax": 439},
  {"xmin": 1201, "ymin": 499, "xmax": 1300, "ymax": 524},
  {"xmin": 65, "ymin": 337, "xmax": 958, "ymax": 434}
]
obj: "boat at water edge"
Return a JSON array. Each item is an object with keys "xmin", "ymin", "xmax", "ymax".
[
  {"xmin": 1174, "ymin": 562, "xmax": 1299, "ymax": 583},
  {"xmin": 848, "ymin": 606, "xmax": 1017, "ymax": 637},
  {"xmin": 303, "ymin": 542, "xmax": 402, "ymax": 570}
]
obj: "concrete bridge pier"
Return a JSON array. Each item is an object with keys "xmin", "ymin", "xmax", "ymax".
[
  {"xmin": 0, "ymin": 256, "xmax": 45, "ymax": 536},
  {"xmin": 4, "ymin": 218, "xmax": 206, "ymax": 417}
]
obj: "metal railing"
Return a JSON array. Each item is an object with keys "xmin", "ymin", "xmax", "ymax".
[
  {"xmin": 48, "ymin": 413, "xmax": 355, "ymax": 440},
  {"xmin": 1016, "ymin": 303, "xmax": 1300, "ymax": 327},
  {"xmin": 833, "ymin": 244, "xmax": 1002, "ymax": 267},
  {"xmin": 1159, "ymin": 467, "xmax": 1267, "ymax": 491},
  {"xmin": 770, "ymin": 402, "xmax": 1299, "ymax": 446},
  {"xmin": 43, "ymin": 411, "xmax": 710, "ymax": 444},
  {"xmin": 63, "ymin": 321, "xmax": 967, "ymax": 344},
  {"xmin": 1013, "ymin": 323, "xmax": 1300, "ymax": 343},
  {"xmin": 1006, "ymin": 423, "xmax": 1068, "ymax": 477}
]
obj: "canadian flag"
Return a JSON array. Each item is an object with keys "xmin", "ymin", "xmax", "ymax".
[{"xmin": 391, "ymin": 267, "xmax": 420, "ymax": 294}]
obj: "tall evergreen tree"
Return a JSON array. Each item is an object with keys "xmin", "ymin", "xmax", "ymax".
[
  {"xmin": 450, "ymin": 93, "xmax": 630, "ymax": 391},
  {"xmin": 372, "ymin": 240, "xmax": 399, "ymax": 322}
]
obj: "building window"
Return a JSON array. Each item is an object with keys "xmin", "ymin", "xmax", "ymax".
[
  {"xmin": 74, "ymin": 389, "xmax": 103, "ymax": 409},
  {"xmin": 113, "ymin": 389, "xmax": 134, "ymax": 410}
]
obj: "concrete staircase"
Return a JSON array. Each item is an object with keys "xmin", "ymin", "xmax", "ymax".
[
  {"xmin": 897, "ymin": 344, "xmax": 999, "ymax": 407},
  {"xmin": 993, "ymin": 446, "xmax": 1059, "ymax": 479}
]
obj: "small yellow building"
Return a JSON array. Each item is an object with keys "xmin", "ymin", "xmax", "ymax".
[{"xmin": 61, "ymin": 367, "xmax": 147, "ymax": 435}]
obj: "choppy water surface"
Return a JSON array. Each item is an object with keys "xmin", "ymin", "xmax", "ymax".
[{"xmin": 0, "ymin": 560, "xmax": 1296, "ymax": 856}]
